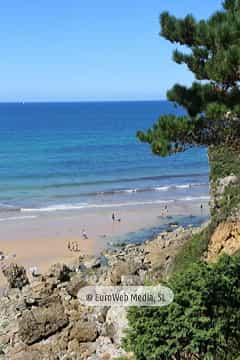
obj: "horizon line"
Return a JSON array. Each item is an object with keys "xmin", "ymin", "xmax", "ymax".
[{"xmin": 0, "ymin": 98, "xmax": 167, "ymax": 104}]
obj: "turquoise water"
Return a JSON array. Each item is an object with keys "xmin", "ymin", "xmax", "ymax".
[
  {"xmin": 0, "ymin": 101, "xmax": 209, "ymax": 216},
  {"xmin": 107, "ymin": 215, "xmax": 209, "ymax": 249}
]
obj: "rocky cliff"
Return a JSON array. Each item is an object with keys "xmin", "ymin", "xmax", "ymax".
[
  {"xmin": 206, "ymin": 145, "xmax": 240, "ymax": 261},
  {"xmin": 0, "ymin": 225, "xmax": 198, "ymax": 360}
]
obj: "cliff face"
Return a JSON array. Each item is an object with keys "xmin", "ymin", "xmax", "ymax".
[{"xmin": 206, "ymin": 146, "xmax": 240, "ymax": 261}]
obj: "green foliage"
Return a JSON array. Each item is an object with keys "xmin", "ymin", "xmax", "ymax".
[
  {"xmin": 138, "ymin": 0, "xmax": 240, "ymax": 156},
  {"xmin": 123, "ymin": 254, "xmax": 240, "ymax": 360},
  {"xmin": 216, "ymin": 185, "xmax": 240, "ymax": 222},
  {"xmin": 209, "ymin": 145, "xmax": 240, "ymax": 223},
  {"xmin": 209, "ymin": 145, "xmax": 240, "ymax": 182},
  {"xmin": 130, "ymin": 2, "xmax": 240, "ymax": 358},
  {"xmin": 172, "ymin": 225, "xmax": 212, "ymax": 275}
]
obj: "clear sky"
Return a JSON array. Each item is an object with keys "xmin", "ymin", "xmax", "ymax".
[{"xmin": 0, "ymin": 0, "xmax": 222, "ymax": 102}]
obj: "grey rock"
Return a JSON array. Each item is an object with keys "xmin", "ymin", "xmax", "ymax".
[
  {"xmin": 66, "ymin": 274, "xmax": 87, "ymax": 298},
  {"xmin": 121, "ymin": 275, "xmax": 143, "ymax": 286},
  {"xmin": 18, "ymin": 297, "xmax": 68, "ymax": 345},
  {"xmin": 69, "ymin": 320, "xmax": 98, "ymax": 342},
  {"xmin": 105, "ymin": 306, "xmax": 128, "ymax": 345},
  {"xmin": 2, "ymin": 263, "xmax": 29, "ymax": 290}
]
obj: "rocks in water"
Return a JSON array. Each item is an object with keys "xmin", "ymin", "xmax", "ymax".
[
  {"xmin": 168, "ymin": 221, "xmax": 179, "ymax": 227},
  {"xmin": 18, "ymin": 296, "xmax": 68, "ymax": 345},
  {"xmin": 2, "ymin": 263, "xmax": 29, "ymax": 289}
]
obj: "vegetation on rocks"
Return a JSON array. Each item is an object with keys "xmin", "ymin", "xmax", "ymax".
[
  {"xmin": 124, "ymin": 254, "xmax": 240, "ymax": 360},
  {"xmin": 123, "ymin": 1, "xmax": 240, "ymax": 359}
]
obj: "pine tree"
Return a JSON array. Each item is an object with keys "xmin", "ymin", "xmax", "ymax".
[{"xmin": 137, "ymin": 0, "xmax": 240, "ymax": 156}]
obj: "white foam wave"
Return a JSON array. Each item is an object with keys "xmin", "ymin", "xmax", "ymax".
[
  {"xmin": 95, "ymin": 182, "xmax": 208, "ymax": 196},
  {"xmin": 0, "ymin": 215, "xmax": 37, "ymax": 222},
  {"xmin": 20, "ymin": 196, "xmax": 210, "ymax": 213},
  {"xmin": 155, "ymin": 186, "xmax": 170, "ymax": 191},
  {"xmin": 21, "ymin": 203, "xmax": 89, "ymax": 212},
  {"xmin": 179, "ymin": 196, "xmax": 210, "ymax": 201}
]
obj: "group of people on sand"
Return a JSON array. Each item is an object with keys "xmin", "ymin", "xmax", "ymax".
[
  {"xmin": 67, "ymin": 228, "xmax": 88, "ymax": 252},
  {"xmin": 67, "ymin": 212, "xmax": 121, "ymax": 252},
  {"xmin": 68, "ymin": 241, "xmax": 81, "ymax": 252}
]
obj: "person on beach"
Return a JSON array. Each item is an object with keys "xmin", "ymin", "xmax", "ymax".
[
  {"xmin": 200, "ymin": 203, "xmax": 203, "ymax": 215},
  {"xmin": 165, "ymin": 205, "xmax": 168, "ymax": 216},
  {"xmin": 112, "ymin": 212, "xmax": 115, "ymax": 222},
  {"xmin": 30, "ymin": 266, "xmax": 39, "ymax": 277},
  {"xmin": 82, "ymin": 228, "xmax": 88, "ymax": 239}
]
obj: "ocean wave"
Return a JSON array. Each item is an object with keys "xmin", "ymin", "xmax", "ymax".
[
  {"xmin": 179, "ymin": 196, "xmax": 210, "ymax": 201},
  {"xmin": 20, "ymin": 195, "xmax": 210, "ymax": 213},
  {"xmin": 21, "ymin": 203, "xmax": 89, "ymax": 212},
  {"xmin": 20, "ymin": 172, "xmax": 208, "ymax": 190},
  {"xmin": 94, "ymin": 182, "xmax": 208, "ymax": 196},
  {"xmin": 0, "ymin": 215, "xmax": 37, "ymax": 222},
  {"xmin": 50, "ymin": 182, "xmax": 208, "ymax": 200}
]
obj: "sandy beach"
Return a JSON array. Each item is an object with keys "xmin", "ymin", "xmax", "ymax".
[{"xmin": 0, "ymin": 198, "xmax": 209, "ymax": 287}]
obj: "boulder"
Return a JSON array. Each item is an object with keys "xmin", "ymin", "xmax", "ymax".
[
  {"xmin": 105, "ymin": 306, "xmax": 128, "ymax": 345},
  {"xmin": 2, "ymin": 263, "xmax": 29, "ymax": 289},
  {"xmin": 110, "ymin": 261, "xmax": 138, "ymax": 285},
  {"xmin": 18, "ymin": 298, "xmax": 68, "ymax": 345},
  {"xmin": 94, "ymin": 336, "xmax": 127, "ymax": 359},
  {"xmin": 66, "ymin": 274, "xmax": 87, "ymax": 298},
  {"xmin": 121, "ymin": 275, "xmax": 143, "ymax": 286},
  {"xmin": 69, "ymin": 320, "xmax": 98, "ymax": 342},
  {"xmin": 218, "ymin": 174, "xmax": 239, "ymax": 194}
]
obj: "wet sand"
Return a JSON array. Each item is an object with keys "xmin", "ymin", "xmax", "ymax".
[{"xmin": 0, "ymin": 199, "xmax": 209, "ymax": 286}]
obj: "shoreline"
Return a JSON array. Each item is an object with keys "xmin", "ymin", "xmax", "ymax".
[
  {"xmin": 0, "ymin": 210, "xmax": 208, "ymax": 359},
  {"xmin": 0, "ymin": 198, "xmax": 209, "ymax": 287}
]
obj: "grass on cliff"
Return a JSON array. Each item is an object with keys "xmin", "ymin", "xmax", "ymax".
[
  {"xmin": 171, "ymin": 224, "xmax": 213, "ymax": 275},
  {"xmin": 210, "ymin": 145, "xmax": 240, "ymax": 223},
  {"xmin": 172, "ymin": 145, "xmax": 240, "ymax": 275},
  {"xmin": 209, "ymin": 145, "xmax": 240, "ymax": 182}
]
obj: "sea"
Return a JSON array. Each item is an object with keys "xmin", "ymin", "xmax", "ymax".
[{"xmin": 0, "ymin": 101, "xmax": 209, "ymax": 220}]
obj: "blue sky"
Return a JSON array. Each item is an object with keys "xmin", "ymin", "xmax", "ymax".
[{"xmin": 0, "ymin": 0, "xmax": 222, "ymax": 102}]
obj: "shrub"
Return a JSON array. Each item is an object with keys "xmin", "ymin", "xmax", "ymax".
[{"xmin": 123, "ymin": 254, "xmax": 240, "ymax": 359}]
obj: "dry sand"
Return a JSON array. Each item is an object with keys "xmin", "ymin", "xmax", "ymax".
[{"xmin": 0, "ymin": 199, "xmax": 209, "ymax": 287}]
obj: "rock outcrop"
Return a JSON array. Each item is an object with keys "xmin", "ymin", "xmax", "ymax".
[
  {"xmin": 0, "ymin": 225, "xmax": 199, "ymax": 359},
  {"xmin": 2, "ymin": 263, "xmax": 29, "ymax": 289},
  {"xmin": 18, "ymin": 297, "xmax": 69, "ymax": 345},
  {"xmin": 206, "ymin": 222, "xmax": 240, "ymax": 262}
]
